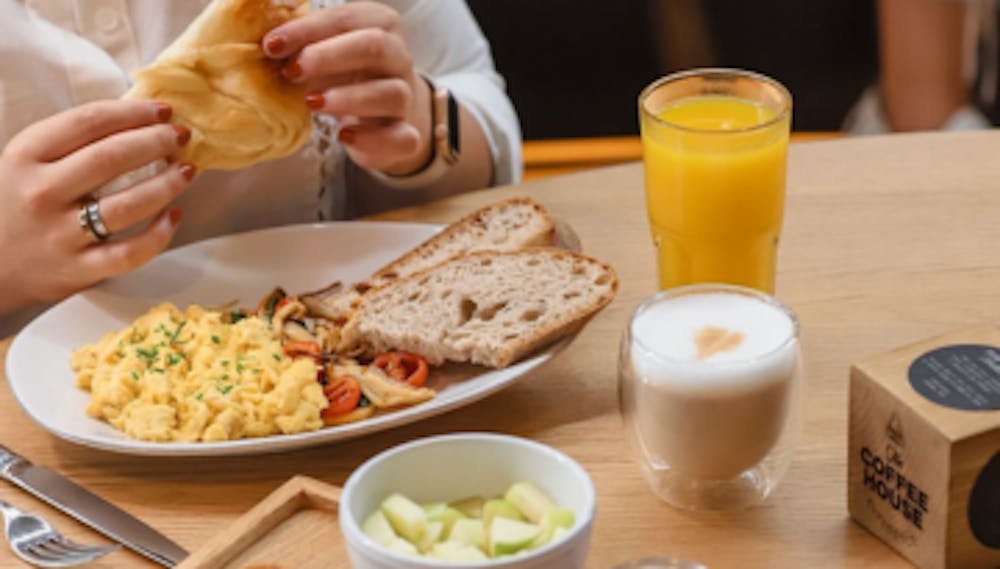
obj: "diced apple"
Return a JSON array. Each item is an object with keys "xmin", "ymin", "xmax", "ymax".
[
  {"xmin": 446, "ymin": 518, "xmax": 486, "ymax": 551},
  {"xmin": 418, "ymin": 521, "xmax": 445, "ymax": 553},
  {"xmin": 427, "ymin": 542, "xmax": 490, "ymax": 562},
  {"xmin": 483, "ymin": 498, "xmax": 524, "ymax": 532},
  {"xmin": 385, "ymin": 537, "xmax": 420, "ymax": 557},
  {"xmin": 449, "ymin": 496, "xmax": 485, "ymax": 519},
  {"xmin": 362, "ymin": 510, "xmax": 397, "ymax": 547},
  {"xmin": 381, "ymin": 494, "xmax": 426, "ymax": 544},
  {"xmin": 424, "ymin": 503, "xmax": 466, "ymax": 536},
  {"xmin": 489, "ymin": 517, "xmax": 543, "ymax": 558},
  {"xmin": 505, "ymin": 482, "xmax": 556, "ymax": 524},
  {"xmin": 529, "ymin": 507, "xmax": 575, "ymax": 549}
]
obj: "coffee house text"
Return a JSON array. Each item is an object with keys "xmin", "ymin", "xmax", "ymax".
[{"xmin": 861, "ymin": 446, "xmax": 929, "ymax": 530}]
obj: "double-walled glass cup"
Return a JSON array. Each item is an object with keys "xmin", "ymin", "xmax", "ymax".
[
  {"xmin": 618, "ymin": 284, "xmax": 803, "ymax": 511},
  {"xmin": 639, "ymin": 69, "xmax": 792, "ymax": 293}
]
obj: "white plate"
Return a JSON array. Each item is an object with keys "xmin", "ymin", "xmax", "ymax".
[{"xmin": 5, "ymin": 222, "xmax": 568, "ymax": 457}]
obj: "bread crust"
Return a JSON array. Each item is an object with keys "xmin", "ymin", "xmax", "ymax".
[
  {"xmin": 302, "ymin": 197, "xmax": 557, "ymax": 323},
  {"xmin": 370, "ymin": 197, "xmax": 557, "ymax": 281}
]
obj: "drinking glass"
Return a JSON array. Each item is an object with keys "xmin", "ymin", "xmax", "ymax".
[
  {"xmin": 618, "ymin": 284, "xmax": 803, "ymax": 511},
  {"xmin": 639, "ymin": 69, "xmax": 792, "ymax": 293}
]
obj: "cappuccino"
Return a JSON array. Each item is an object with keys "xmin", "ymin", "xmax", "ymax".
[{"xmin": 628, "ymin": 290, "xmax": 799, "ymax": 480}]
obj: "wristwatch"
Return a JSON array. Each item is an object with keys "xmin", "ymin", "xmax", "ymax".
[{"xmin": 370, "ymin": 76, "xmax": 461, "ymax": 189}]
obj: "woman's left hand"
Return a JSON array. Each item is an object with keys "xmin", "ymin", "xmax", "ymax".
[{"xmin": 262, "ymin": 2, "xmax": 431, "ymax": 176}]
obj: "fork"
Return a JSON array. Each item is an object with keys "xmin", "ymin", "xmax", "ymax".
[{"xmin": 0, "ymin": 500, "xmax": 119, "ymax": 567}]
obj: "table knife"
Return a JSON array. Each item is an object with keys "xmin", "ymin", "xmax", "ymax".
[{"xmin": 0, "ymin": 445, "xmax": 188, "ymax": 567}]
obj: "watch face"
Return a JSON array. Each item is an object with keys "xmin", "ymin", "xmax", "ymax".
[{"xmin": 447, "ymin": 92, "xmax": 460, "ymax": 157}]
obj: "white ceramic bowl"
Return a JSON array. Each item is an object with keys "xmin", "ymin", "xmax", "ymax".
[{"xmin": 340, "ymin": 433, "xmax": 596, "ymax": 569}]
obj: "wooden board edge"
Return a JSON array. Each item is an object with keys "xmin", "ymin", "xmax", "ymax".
[{"xmin": 177, "ymin": 476, "xmax": 341, "ymax": 569}]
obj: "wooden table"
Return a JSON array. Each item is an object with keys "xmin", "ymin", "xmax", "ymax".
[{"xmin": 3, "ymin": 130, "xmax": 999, "ymax": 568}]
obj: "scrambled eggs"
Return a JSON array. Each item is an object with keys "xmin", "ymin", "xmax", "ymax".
[{"xmin": 71, "ymin": 303, "xmax": 328, "ymax": 442}]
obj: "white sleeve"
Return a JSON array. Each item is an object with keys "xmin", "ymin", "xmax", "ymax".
[{"xmin": 389, "ymin": 0, "xmax": 523, "ymax": 185}]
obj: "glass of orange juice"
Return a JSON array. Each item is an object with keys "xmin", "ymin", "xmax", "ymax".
[{"xmin": 639, "ymin": 69, "xmax": 792, "ymax": 293}]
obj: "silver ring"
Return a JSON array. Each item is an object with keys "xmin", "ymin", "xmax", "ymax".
[{"xmin": 79, "ymin": 199, "xmax": 110, "ymax": 241}]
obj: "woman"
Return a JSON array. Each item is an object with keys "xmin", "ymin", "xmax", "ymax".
[{"xmin": 0, "ymin": 0, "xmax": 521, "ymax": 334}]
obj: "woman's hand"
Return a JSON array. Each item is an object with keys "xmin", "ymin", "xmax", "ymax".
[
  {"xmin": 262, "ymin": 2, "xmax": 432, "ymax": 176},
  {"xmin": 0, "ymin": 99, "xmax": 195, "ymax": 313}
]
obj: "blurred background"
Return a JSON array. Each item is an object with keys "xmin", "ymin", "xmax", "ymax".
[{"xmin": 467, "ymin": 0, "xmax": 999, "ymax": 178}]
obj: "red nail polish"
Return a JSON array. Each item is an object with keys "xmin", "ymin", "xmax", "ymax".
[
  {"xmin": 338, "ymin": 128, "xmax": 356, "ymax": 144},
  {"xmin": 154, "ymin": 102, "xmax": 172, "ymax": 122},
  {"xmin": 173, "ymin": 125, "xmax": 191, "ymax": 146},
  {"xmin": 178, "ymin": 162, "xmax": 197, "ymax": 181},
  {"xmin": 283, "ymin": 61, "xmax": 303, "ymax": 80},
  {"xmin": 264, "ymin": 35, "xmax": 286, "ymax": 55},
  {"xmin": 305, "ymin": 93, "xmax": 325, "ymax": 110},
  {"xmin": 169, "ymin": 209, "xmax": 183, "ymax": 226}
]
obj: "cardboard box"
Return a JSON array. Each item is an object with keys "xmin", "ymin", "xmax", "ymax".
[{"xmin": 849, "ymin": 324, "xmax": 1000, "ymax": 569}]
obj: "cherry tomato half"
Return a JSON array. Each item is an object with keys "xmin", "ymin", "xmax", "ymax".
[
  {"xmin": 284, "ymin": 340, "xmax": 323, "ymax": 359},
  {"xmin": 322, "ymin": 375, "xmax": 362, "ymax": 418},
  {"xmin": 372, "ymin": 351, "xmax": 429, "ymax": 388}
]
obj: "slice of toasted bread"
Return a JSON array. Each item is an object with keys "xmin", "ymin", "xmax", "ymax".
[
  {"xmin": 302, "ymin": 197, "xmax": 557, "ymax": 323},
  {"xmin": 340, "ymin": 248, "xmax": 618, "ymax": 368}
]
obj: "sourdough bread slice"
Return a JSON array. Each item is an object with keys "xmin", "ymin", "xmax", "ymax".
[
  {"xmin": 340, "ymin": 249, "xmax": 618, "ymax": 368},
  {"xmin": 303, "ymin": 198, "xmax": 556, "ymax": 322}
]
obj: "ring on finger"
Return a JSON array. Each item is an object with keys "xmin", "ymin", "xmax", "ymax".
[{"xmin": 78, "ymin": 199, "xmax": 111, "ymax": 242}]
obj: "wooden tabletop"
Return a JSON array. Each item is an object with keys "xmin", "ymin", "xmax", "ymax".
[{"xmin": 4, "ymin": 130, "xmax": 1000, "ymax": 568}]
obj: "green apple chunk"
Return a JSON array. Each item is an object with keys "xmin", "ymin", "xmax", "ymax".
[
  {"xmin": 418, "ymin": 521, "xmax": 445, "ymax": 553},
  {"xmin": 386, "ymin": 537, "xmax": 420, "ymax": 557},
  {"xmin": 424, "ymin": 502, "xmax": 466, "ymax": 536},
  {"xmin": 449, "ymin": 496, "xmax": 486, "ymax": 519},
  {"xmin": 446, "ymin": 518, "xmax": 486, "ymax": 551},
  {"xmin": 504, "ymin": 482, "xmax": 556, "ymax": 524},
  {"xmin": 428, "ymin": 542, "xmax": 490, "ymax": 562},
  {"xmin": 530, "ymin": 507, "xmax": 575, "ymax": 549},
  {"xmin": 362, "ymin": 510, "xmax": 397, "ymax": 547},
  {"xmin": 489, "ymin": 516, "xmax": 542, "ymax": 558},
  {"xmin": 381, "ymin": 494, "xmax": 426, "ymax": 544},
  {"xmin": 483, "ymin": 499, "xmax": 524, "ymax": 532}
]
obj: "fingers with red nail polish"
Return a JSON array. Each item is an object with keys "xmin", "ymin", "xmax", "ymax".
[
  {"xmin": 338, "ymin": 128, "xmax": 356, "ymax": 144},
  {"xmin": 263, "ymin": 35, "xmax": 286, "ymax": 56},
  {"xmin": 173, "ymin": 125, "xmax": 191, "ymax": 146},
  {"xmin": 305, "ymin": 93, "xmax": 325, "ymax": 110},
  {"xmin": 336, "ymin": 122, "xmax": 421, "ymax": 172},
  {"xmin": 282, "ymin": 61, "xmax": 303, "ymax": 80}
]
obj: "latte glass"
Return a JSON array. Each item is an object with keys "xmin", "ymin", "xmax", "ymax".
[{"xmin": 618, "ymin": 284, "xmax": 803, "ymax": 511}]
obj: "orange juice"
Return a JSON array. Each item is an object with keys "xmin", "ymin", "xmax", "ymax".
[{"xmin": 640, "ymin": 91, "xmax": 790, "ymax": 293}]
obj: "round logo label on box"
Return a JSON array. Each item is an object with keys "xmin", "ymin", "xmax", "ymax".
[
  {"xmin": 907, "ymin": 344, "xmax": 1000, "ymax": 411},
  {"xmin": 969, "ymin": 450, "xmax": 1000, "ymax": 549}
]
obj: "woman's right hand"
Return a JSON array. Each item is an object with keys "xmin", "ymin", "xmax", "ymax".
[{"xmin": 0, "ymin": 99, "xmax": 196, "ymax": 315}]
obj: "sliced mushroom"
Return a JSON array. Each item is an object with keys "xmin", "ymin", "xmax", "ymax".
[
  {"xmin": 330, "ymin": 361, "xmax": 435, "ymax": 409},
  {"xmin": 300, "ymin": 281, "xmax": 345, "ymax": 322},
  {"xmin": 272, "ymin": 296, "xmax": 307, "ymax": 336},
  {"xmin": 256, "ymin": 287, "xmax": 287, "ymax": 319},
  {"xmin": 282, "ymin": 320, "xmax": 316, "ymax": 344}
]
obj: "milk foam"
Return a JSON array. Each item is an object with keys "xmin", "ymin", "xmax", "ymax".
[{"xmin": 630, "ymin": 291, "xmax": 798, "ymax": 393}]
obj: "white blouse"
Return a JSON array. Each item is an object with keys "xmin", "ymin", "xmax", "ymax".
[
  {"xmin": 0, "ymin": 0, "xmax": 521, "ymax": 334},
  {"xmin": 0, "ymin": 0, "xmax": 522, "ymax": 245}
]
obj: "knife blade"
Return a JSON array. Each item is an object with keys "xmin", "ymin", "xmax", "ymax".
[{"xmin": 0, "ymin": 445, "xmax": 188, "ymax": 567}]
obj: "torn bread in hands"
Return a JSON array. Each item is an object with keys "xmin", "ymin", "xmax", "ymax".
[
  {"xmin": 124, "ymin": 0, "xmax": 312, "ymax": 171},
  {"xmin": 339, "ymin": 248, "xmax": 619, "ymax": 368}
]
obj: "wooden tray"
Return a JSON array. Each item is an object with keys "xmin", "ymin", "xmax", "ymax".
[{"xmin": 177, "ymin": 476, "xmax": 347, "ymax": 569}]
